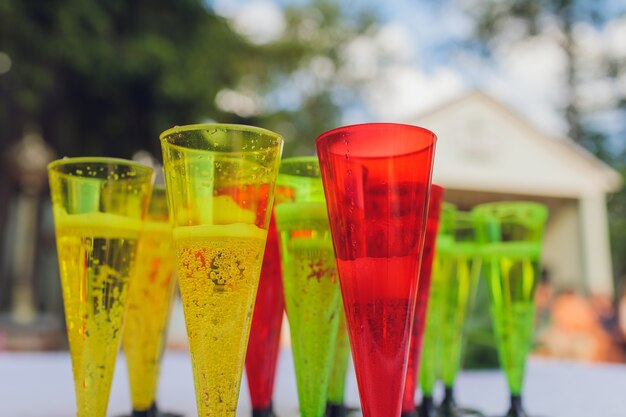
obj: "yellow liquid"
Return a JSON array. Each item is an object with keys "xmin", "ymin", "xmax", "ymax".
[
  {"xmin": 55, "ymin": 212, "xmax": 141, "ymax": 417},
  {"xmin": 173, "ymin": 223, "xmax": 267, "ymax": 417},
  {"xmin": 122, "ymin": 221, "xmax": 177, "ymax": 411}
]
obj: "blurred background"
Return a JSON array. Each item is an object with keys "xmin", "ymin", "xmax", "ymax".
[{"xmin": 1, "ymin": 0, "xmax": 625, "ymax": 367}]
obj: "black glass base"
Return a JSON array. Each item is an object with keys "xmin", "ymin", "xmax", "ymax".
[
  {"xmin": 437, "ymin": 386, "xmax": 485, "ymax": 417},
  {"xmin": 417, "ymin": 396, "xmax": 437, "ymax": 417},
  {"xmin": 454, "ymin": 407, "xmax": 484, "ymax": 417},
  {"xmin": 401, "ymin": 409, "xmax": 418, "ymax": 417},
  {"xmin": 326, "ymin": 403, "xmax": 347, "ymax": 417},
  {"xmin": 500, "ymin": 395, "xmax": 529, "ymax": 417},
  {"xmin": 253, "ymin": 407, "xmax": 274, "ymax": 417},
  {"xmin": 117, "ymin": 402, "xmax": 184, "ymax": 417}
]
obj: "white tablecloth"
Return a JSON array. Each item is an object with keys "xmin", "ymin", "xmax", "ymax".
[{"xmin": 1, "ymin": 349, "xmax": 625, "ymax": 417}]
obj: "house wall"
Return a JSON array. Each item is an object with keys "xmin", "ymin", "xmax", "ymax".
[
  {"xmin": 542, "ymin": 200, "xmax": 586, "ymax": 292},
  {"xmin": 415, "ymin": 92, "xmax": 619, "ymax": 297}
]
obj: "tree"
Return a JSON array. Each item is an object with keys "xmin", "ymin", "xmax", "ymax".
[
  {"xmin": 0, "ymin": 0, "xmax": 375, "ymax": 158},
  {"xmin": 458, "ymin": 0, "xmax": 626, "ymax": 287},
  {"xmin": 0, "ymin": 0, "xmax": 378, "ymax": 312},
  {"xmin": 460, "ymin": 0, "xmax": 626, "ymax": 151}
]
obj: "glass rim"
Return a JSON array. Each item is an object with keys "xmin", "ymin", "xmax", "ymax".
[
  {"xmin": 431, "ymin": 183, "xmax": 444, "ymax": 194},
  {"xmin": 159, "ymin": 123, "xmax": 284, "ymax": 150},
  {"xmin": 47, "ymin": 156, "xmax": 154, "ymax": 179},
  {"xmin": 316, "ymin": 122, "xmax": 436, "ymax": 158}
]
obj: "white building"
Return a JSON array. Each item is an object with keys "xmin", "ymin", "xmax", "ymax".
[{"xmin": 412, "ymin": 91, "xmax": 622, "ymax": 296}]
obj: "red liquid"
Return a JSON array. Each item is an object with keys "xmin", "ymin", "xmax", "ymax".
[
  {"xmin": 245, "ymin": 216, "xmax": 284, "ymax": 410},
  {"xmin": 337, "ymin": 256, "xmax": 417, "ymax": 417},
  {"xmin": 317, "ymin": 123, "xmax": 436, "ymax": 417},
  {"xmin": 401, "ymin": 185, "xmax": 444, "ymax": 413}
]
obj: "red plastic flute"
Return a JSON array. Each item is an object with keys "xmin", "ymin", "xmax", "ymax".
[
  {"xmin": 401, "ymin": 184, "xmax": 444, "ymax": 416},
  {"xmin": 316, "ymin": 123, "xmax": 436, "ymax": 417},
  {"xmin": 245, "ymin": 215, "xmax": 284, "ymax": 417}
]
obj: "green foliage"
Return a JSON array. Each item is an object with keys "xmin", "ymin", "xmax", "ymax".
[
  {"xmin": 0, "ymin": 0, "xmax": 375, "ymax": 158},
  {"xmin": 462, "ymin": 0, "xmax": 624, "ymax": 148},
  {"xmin": 1, "ymin": 0, "xmax": 246, "ymax": 156}
]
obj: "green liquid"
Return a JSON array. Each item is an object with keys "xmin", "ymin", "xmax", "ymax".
[
  {"xmin": 276, "ymin": 201, "xmax": 341, "ymax": 417},
  {"xmin": 485, "ymin": 243, "xmax": 540, "ymax": 395},
  {"xmin": 419, "ymin": 254, "xmax": 442, "ymax": 396},
  {"xmin": 419, "ymin": 237, "xmax": 481, "ymax": 392},
  {"xmin": 327, "ymin": 300, "xmax": 350, "ymax": 404},
  {"xmin": 440, "ymin": 243, "xmax": 481, "ymax": 386}
]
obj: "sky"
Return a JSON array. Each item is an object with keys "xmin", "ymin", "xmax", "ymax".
[{"xmin": 209, "ymin": 0, "xmax": 626, "ymax": 146}]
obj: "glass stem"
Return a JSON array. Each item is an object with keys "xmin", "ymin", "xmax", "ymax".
[
  {"xmin": 252, "ymin": 403, "xmax": 273, "ymax": 417},
  {"xmin": 132, "ymin": 403, "xmax": 158, "ymax": 417},
  {"xmin": 401, "ymin": 410, "xmax": 417, "ymax": 417},
  {"xmin": 440, "ymin": 385, "xmax": 456, "ymax": 413},
  {"xmin": 417, "ymin": 395, "xmax": 437, "ymax": 417},
  {"xmin": 507, "ymin": 394, "xmax": 528, "ymax": 417},
  {"xmin": 326, "ymin": 402, "xmax": 347, "ymax": 417}
]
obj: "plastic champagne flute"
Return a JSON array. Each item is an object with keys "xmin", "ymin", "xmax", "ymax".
[
  {"xmin": 274, "ymin": 156, "xmax": 342, "ymax": 417},
  {"xmin": 417, "ymin": 203, "xmax": 456, "ymax": 417},
  {"xmin": 48, "ymin": 157, "xmax": 154, "ymax": 417},
  {"xmin": 160, "ymin": 124, "xmax": 283, "ymax": 417},
  {"xmin": 317, "ymin": 123, "xmax": 437, "ymax": 417},
  {"xmin": 472, "ymin": 202, "xmax": 548, "ymax": 417},
  {"xmin": 436, "ymin": 211, "xmax": 485, "ymax": 417},
  {"xmin": 401, "ymin": 184, "xmax": 444, "ymax": 417},
  {"xmin": 245, "ymin": 214, "xmax": 284, "ymax": 417},
  {"xmin": 121, "ymin": 185, "xmax": 182, "ymax": 417}
]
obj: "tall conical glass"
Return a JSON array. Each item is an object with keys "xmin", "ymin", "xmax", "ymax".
[
  {"xmin": 418, "ymin": 203, "xmax": 456, "ymax": 417},
  {"xmin": 48, "ymin": 157, "xmax": 154, "ymax": 417},
  {"xmin": 274, "ymin": 156, "xmax": 342, "ymax": 417},
  {"xmin": 160, "ymin": 124, "xmax": 283, "ymax": 417},
  {"xmin": 317, "ymin": 123, "xmax": 437, "ymax": 417},
  {"xmin": 121, "ymin": 185, "xmax": 179, "ymax": 417},
  {"xmin": 437, "ymin": 211, "xmax": 484, "ymax": 417},
  {"xmin": 245, "ymin": 214, "xmax": 284, "ymax": 417},
  {"xmin": 472, "ymin": 202, "xmax": 548, "ymax": 417},
  {"xmin": 326, "ymin": 298, "xmax": 351, "ymax": 417},
  {"xmin": 401, "ymin": 184, "xmax": 444, "ymax": 417}
]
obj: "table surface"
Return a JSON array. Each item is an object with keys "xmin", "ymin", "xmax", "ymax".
[{"xmin": 1, "ymin": 349, "xmax": 625, "ymax": 417}]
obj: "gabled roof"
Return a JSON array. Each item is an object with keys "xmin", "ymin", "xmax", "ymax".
[{"xmin": 410, "ymin": 91, "xmax": 622, "ymax": 198}]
